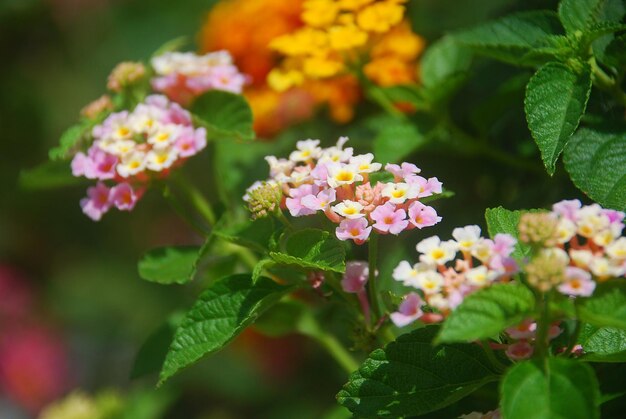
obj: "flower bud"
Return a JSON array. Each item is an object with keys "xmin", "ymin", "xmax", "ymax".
[
  {"xmin": 246, "ymin": 181, "xmax": 283, "ymax": 219},
  {"xmin": 525, "ymin": 248, "xmax": 568, "ymax": 292},
  {"xmin": 107, "ymin": 61, "xmax": 146, "ymax": 92},
  {"xmin": 80, "ymin": 95, "xmax": 113, "ymax": 119},
  {"xmin": 518, "ymin": 212, "xmax": 559, "ymax": 247}
]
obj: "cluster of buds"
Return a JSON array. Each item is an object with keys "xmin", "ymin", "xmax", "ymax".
[
  {"xmin": 71, "ymin": 95, "xmax": 207, "ymax": 220},
  {"xmin": 268, "ymin": 0, "xmax": 424, "ymax": 91},
  {"xmin": 151, "ymin": 51, "xmax": 248, "ymax": 104},
  {"xmin": 390, "ymin": 225, "xmax": 518, "ymax": 327},
  {"xmin": 244, "ymin": 137, "xmax": 444, "ymax": 243},
  {"xmin": 524, "ymin": 199, "xmax": 625, "ymax": 297},
  {"xmin": 107, "ymin": 61, "xmax": 147, "ymax": 92}
]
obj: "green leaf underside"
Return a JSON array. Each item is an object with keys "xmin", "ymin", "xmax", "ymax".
[
  {"xmin": 420, "ymin": 36, "xmax": 472, "ymax": 90},
  {"xmin": 578, "ymin": 282, "xmax": 626, "ymax": 330},
  {"xmin": 158, "ymin": 274, "xmax": 290, "ymax": 385},
  {"xmin": 484, "ymin": 206, "xmax": 536, "ymax": 260},
  {"xmin": 337, "ymin": 327, "xmax": 499, "ymax": 418},
  {"xmin": 455, "ymin": 11, "xmax": 563, "ymax": 65},
  {"xmin": 191, "ymin": 90, "xmax": 254, "ymax": 142},
  {"xmin": 558, "ymin": 0, "xmax": 623, "ymax": 34},
  {"xmin": 137, "ymin": 246, "xmax": 200, "ymax": 284},
  {"xmin": 437, "ymin": 283, "xmax": 535, "ymax": 343},
  {"xmin": 213, "ymin": 217, "xmax": 277, "ymax": 253},
  {"xmin": 563, "ymin": 124, "xmax": 626, "ymax": 211},
  {"xmin": 525, "ymin": 62, "xmax": 591, "ymax": 175},
  {"xmin": 579, "ymin": 324, "xmax": 626, "ymax": 362},
  {"xmin": 19, "ymin": 160, "xmax": 85, "ymax": 190},
  {"xmin": 270, "ymin": 229, "xmax": 346, "ymax": 273},
  {"xmin": 501, "ymin": 358, "xmax": 600, "ymax": 419}
]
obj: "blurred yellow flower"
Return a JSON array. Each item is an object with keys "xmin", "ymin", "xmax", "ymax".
[
  {"xmin": 356, "ymin": 1, "xmax": 404, "ymax": 33},
  {"xmin": 328, "ymin": 24, "xmax": 368, "ymax": 50}
]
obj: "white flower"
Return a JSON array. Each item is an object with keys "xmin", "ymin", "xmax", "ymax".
[
  {"xmin": 428, "ymin": 293, "xmax": 450, "ymax": 311},
  {"xmin": 289, "ymin": 139, "xmax": 322, "ymax": 162},
  {"xmin": 381, "ymin": 182, "xmax": 419, "ymax": 204},
  {"xmin": 265, "ymin": 155, "xmax": 294, "ymax": 180},
  {"xmin": 606, "ymin": 237, "xmax": 626, "ymax": 261},
  {"xmin": 332, "ymin": 200, "xmax": 365, "ymax": 219},
  {"xmin": 452, "ymin": 225, "xmax": 482, "ymax": 251},
  {"xmin": 576, "ymin": 204, "xmax": 610, "ymax": 238},
  {"xmin": 117, "ymin": 150, "xmax": 146, "ymax": 177},
  {"xmin": 349, "ymin": 153, "xmax": 382, "ymax": 173},
  {"xmin": 148, "ymin": 125, "xmax": 181, "ymax": 149},
  {"xmin": 110, "ymin": 139, "xmax": 136, "ymax": 156},
  {"xmin": 555, "ymin": 218, "xmax": 577, "ymax": 243},
  {"xmin": 589, "ymin": 256, "xmax": 625, "ymax": 278},
  {"xmin": 146, "ymin": 147, "xmax": 178, "ymax": 171},
  {"xmin": 392, "ymin": 261, "xmax": 434, "ymax": 286},
  {"xmin": 569, "ymin": 249, "xmax": 593, "ymax": 269},
  {"xmin": 465, "ymin": 266, "xmax": 498, "ymax": 287},
  {"xmin": 326, "ymin": 163, "xmax": 363, "ymax": 188},
  {"xmin": 416, "ymin": 271, "xmax": 444, "ymax": 294},
  {"xmin": 416, "ymin": 236, "xmax": 458, "ymax": 265}
]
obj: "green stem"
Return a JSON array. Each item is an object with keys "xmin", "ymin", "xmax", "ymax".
[
  {"xmin": 534, "ymin": 292, "xmax": 551, "ymax": 360},
  {"xmin": 274, "ymin": 210, "xmax": 293, "ymax": 229},
  {"xmin": 564, "ymin": 303, "xmax": 582, "ymax": 357},
  {"xmin": 161, "ymin": 184, "xmax": 208, "ymax": 236},
  {"xmin": 314, "ymin": 330, "xmax": 360, "ymax": 373},
  {"xmin": 172, "ymin": 173, "xmax": 217, "ymax": 226},
  {"xmin": 481, "ymin": 340, "xmax": 507, "ymax": 373},
  {"xmin": 367, "ymin": 234, "xmax": 381, "ymax": 325},
  {"xmin": 590, "ymin": 57, "xmax": 626, "ymax": 107}
]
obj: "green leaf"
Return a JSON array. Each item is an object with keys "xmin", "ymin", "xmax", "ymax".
[
  {"xmin": 213, "ymin": 217, "xmax": 278, "ymax": 253},
  {"xmin": 131, "ymin": 312, "xmax": 184, "ymax": 379},
  {"xmin": 579, "ymin": 323, "xmax": 626, "ymax": 362},
  {"xmin": 454, "ymin": 11, "xmax": 564, "ymax": 66},
  {"xmin": 602, "ymin": 33, "xmax": 626, "ymax": 69},
  {"xmin": 337, "ymin": 326, "xmax": 499, "ymax": 418},
  {"xmin": 485, "ymin": 206, "xmax": 534, "ymax": 260},
  {"xmin": 558, "ymin": 0, "xmax": 624, "ymax": 35},
  {"xmin": 584, "ymin": 21, "xmax": 626, "ymax": 42},
  {"xmin": 191, "ymin": 90, "xmax": 254, "ymax": 142},
  {"xmin": 48, "ymin": 124, "xmax": 88, "ymax": 161},
  {"xmin": 437, "ymin": 283, "xmax": 535, "ymax": 343},
  {"xmin": 371, "ymin": 115, "xmax": 427, "ymax": 164},
  {"xmin": 421, "ymin": 36, "xmax": 472, "ymax": 90},
  {"xmin": 137, "ymin": 246, "xmax": 200, "ymax": 285},
  {"xmin": 158, "ymin": 274, "xmax": 291, "ymax": 385},
  {"xmin": 578, "ymin": 282, "xmax": 626, "ymax": 330},
  {"xmin": 501, "ymin": 358, "xmax": 600, "ymax": 419},
  {"xmin": 19, "ymin": 160, "xmax": 85, "ymax": 190},
  {"xmin": 524, "ymin": 61, "xmax": 591, "ymax": 175},
  {"xmin": 563, "ymin": 124, "xmax": 626, "ymax": 211},
  {"xmin": 270, "ymin": 229, "xmax": 346, "ymax": 273}
]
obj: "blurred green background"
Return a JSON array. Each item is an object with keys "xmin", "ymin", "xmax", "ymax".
[{"xmin": 4, "ymin": 0, "xmax": 611, "ymax": 418}]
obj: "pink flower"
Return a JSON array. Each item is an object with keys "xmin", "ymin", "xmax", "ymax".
[
  {"xmin": 552, "ymin": 199, "xmax": 581, "ymax": 221},
  {"xmin": 505, "ymin": 341, "xmax": 534, "ymax": 360},
  {"xmin": 175, "ymin": 127, "xmax": 207, "ymax": 158},
  {"xmin": 385, "ymin": 162, "xmax": 420, "ymax": 180},
  {"xmin": 492, "ymin": 234, "xmax": 516, "ymax": 257},
  {"xmin": 341, "ymin": 261, "xmax": 369, "ymax": 293},
  {"xmin": 506, "ymin": 319, "xmax": 537, "ymax": 339},
  {"xmin": 390, "ymin": 293, "xmax": 423, "ymax": 327},
  {"xmin": 70, "ymin": 152, "xmax": 91, "ymax": 177},
  {"xmin": 489, "ymin": 255, "xmax": 519, "ymax": 276},
  {"xmin": 92, "ymin": 111, "xmax": 129, "ymax": 139},
  {"xmin": 110, "ymin": 183, "xmax": 139, "ymax": 211},
  {"xmin": 408, "ymin": 201, "xmax": 441, "ymax": 228},
  {"xmin": 301, "ymin": 188, "xmax": 337, "ymax": 211},
  {"xmin": 336, "ymin": 218, "xmax": 372, "ymax": 243},
  {"xmin": 548, "ymin": 323, "xmax": 562, "ymax": 339},
  {"xmin": 285, "ymin": 184, "xmax": 318, "ymax": 217},
  {"xmin": 88, "ymin": 147, "xmax": 118, "ymax": 180},
  {"xmin": 207, "ymin": 65, "xmax": 248, "ymax": 93},
  {"xmin": 406, "ymin": 176, "xmax": 443, "ymax": 198},
  {"xmin": 370, "ymin": 202, "xmax": 408, "ymax": 235},
  {"xmin": 163, "ymin": 102, "xmax": 192, "ymax": 125},
  {"xmin": 80, "ymin": 182, "xmax": 112, "ymax": 221},
  {"xmin": 558, "ymin": 267, "xmax": 596, "ymax": 297}
]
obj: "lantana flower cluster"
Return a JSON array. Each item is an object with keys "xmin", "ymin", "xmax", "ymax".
[
  {"xmin": 151, "ymin": 51, "xmax": 248, "ymax": 105},
  {"xmin": 523, "ymin": 199, "xmax": 625, "ymax": 297},
  {"xmin": 268, "ymin": 0, "xmax": 424, "ymax": 91},
  {"xmin": 390, "ymin": 225, "xmax": 518, "ymax": 327},
  {"xmin": 71, "ymin": 95, "xmax": 207, "ymax": 220},
  {"xmin": 245, "ymin": 137, "xmax": 443, "ymax": 243}
]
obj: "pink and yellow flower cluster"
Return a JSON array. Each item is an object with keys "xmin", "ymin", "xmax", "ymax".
[
  {"xmin": 245, "ymin": 137, "xmax": 443, "ymax": 243},
  {"xmin": 71, "ymin": 95, "xmax": 207, "ymax": 220},
  {"xmin": 151, "ymin": 51, "xmax": 248, "ymax": 105},
  {"xmin": 390, "ymin": 225, "xmax": 519, "ymax": 327},
  {"xmin": 537, "ymin": 199, "xmax": 626, "ymax": 297}
]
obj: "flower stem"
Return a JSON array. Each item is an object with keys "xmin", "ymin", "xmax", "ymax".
[
  {"xmin": 172, "ymin": 173, "xmax": 217, "ymax": 226},
  {"xmin": 367, "ymin": 234, "xmax": 381, "ymax": 326},
  {"xmin": 564, "ymin": 302, "xmax": 582, "ymax": 357},
  {"xmin": 274, "ymin": 210, "xmax": 293, "ymax": 229},
  {"xmin": 161, "ymin": 184, "xmax": 208, "ymax": 236},
  {"xmin": 480, "ymin": 340, "xmax": 507, "ymax": 373},
  {"xmin": 313, "ymin": 329, "xmax": 360, "ymax": 373},
  {"xmin": 534, "ymin": 292, "xmax": 551, "ymax": 360}
]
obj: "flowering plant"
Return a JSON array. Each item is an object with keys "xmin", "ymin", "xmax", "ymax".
[{"xmin": 19, "ymin": 0, "xmax": 626, "ymax": 417}]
